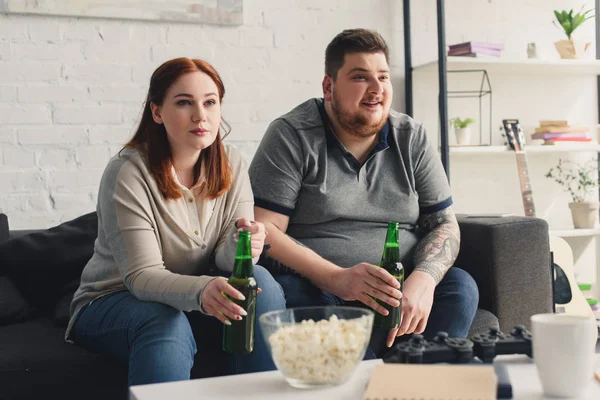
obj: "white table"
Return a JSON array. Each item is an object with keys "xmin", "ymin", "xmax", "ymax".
[{"xmin": 130, "ymin": 355, "xmax": 600, "ymax": 400}]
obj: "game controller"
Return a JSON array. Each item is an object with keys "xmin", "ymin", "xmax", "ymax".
[
  {"xmin": 470, "ymin": 325, "xmax": 532, "ymax": 363},
  {"xmin": 383, "ymin": 326, "xmax": 532, "ymax": 364},
  {"xmin": 383, "ymin": 331, "xmax": 474, "ymax": 364}
]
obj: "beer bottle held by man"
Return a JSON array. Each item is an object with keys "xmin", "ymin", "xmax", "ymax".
[
  {"xmin": 222, "ymin": 230, "xmax": 257, "ymax": 354},
  {"xmin": 373, "ymin": 222, "xmax": 404, "ymax": 329}
]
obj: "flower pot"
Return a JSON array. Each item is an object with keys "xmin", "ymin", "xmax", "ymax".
[
  {"xmin": 569, "ymin": 202, "xmax": 599, "ymax": 229},
  {"xmin": 554, "ymin": 39, "xmax": 591, "ymax": 59},
  {"xmin": 455, "ymin": 127, "xmax": 472, "ymax": 145}
]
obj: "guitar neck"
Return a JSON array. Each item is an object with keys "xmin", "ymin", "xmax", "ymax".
[{"xmin": 515, "ymin": 151, "xmax": 536, "ymax": 217}]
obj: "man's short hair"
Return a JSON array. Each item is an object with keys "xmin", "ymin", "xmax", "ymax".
[{"xmin": 324, "ymin": 29, "xmax": 390, "ymax": 80}]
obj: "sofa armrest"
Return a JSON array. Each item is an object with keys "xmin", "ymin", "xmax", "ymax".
[{"xmin": 455, "ymin": 215, "xmax": 553, "ymax": 332}]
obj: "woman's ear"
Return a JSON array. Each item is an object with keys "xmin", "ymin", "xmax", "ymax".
[{"xmin": 150, "ymin": 103, "xmax": 163, "ymax": 124}]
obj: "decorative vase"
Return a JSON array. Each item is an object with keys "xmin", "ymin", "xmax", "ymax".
[
  {"xmin": 554, "ymin": 39, "xmax": 591, "ymax": 59},
  {"xmin": 569, "ymin": 202, "xmax": 599, "ymax": 229},
  {"xmin": 455, "ymin": 127, "xmax": 472, "ymax": 145}
]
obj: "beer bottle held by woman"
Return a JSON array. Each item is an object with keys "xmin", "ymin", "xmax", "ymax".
[
  {"xmin": 222, "ymin": 230, "xmax": 257, "ymax": 354},
  {"xmin": 373, "ymin": 222, "xmax": 404, "ymax": 329}
]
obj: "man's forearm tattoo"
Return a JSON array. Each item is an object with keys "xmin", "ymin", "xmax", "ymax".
[{"xmin": 413, "ymin": 207, "xmax": 460, "ymax": 284}]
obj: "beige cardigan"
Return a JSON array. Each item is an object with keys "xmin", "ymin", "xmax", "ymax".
[{"xmin": 66, "ymin": 145, "xmax": 254, "ymax": 340}]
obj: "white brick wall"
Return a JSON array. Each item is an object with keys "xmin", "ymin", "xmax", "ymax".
[
  {"xmin": 6, "ymin": 0, "xmax": 591, "ymax": 230},
  {"xmin": 0, "ymin": 0, "xmax": 393, "ymax": 228}
]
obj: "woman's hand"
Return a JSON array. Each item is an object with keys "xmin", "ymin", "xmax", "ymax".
[
  {"xmin": 201, "ymin": 277, "xmax": 262, "ymax": 325},
  {"xmin": 235, "ymin": 217, "xmax": 267, "ymax": 258},
  {"xmin": 201, "ymin": 277, "xmax": 248, "ymax": 325}
]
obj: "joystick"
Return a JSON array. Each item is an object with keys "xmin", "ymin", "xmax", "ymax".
[
  {"xmin": 471, "ymin": 326, "xmax": 532, "ymax": 363},
  {"xmin": 383, "ymin": 325, "xmax": 533, "ymax": 364},
  {"xmin": 383, "ymin": 332, "xmax": 474, "ymax": 364}
]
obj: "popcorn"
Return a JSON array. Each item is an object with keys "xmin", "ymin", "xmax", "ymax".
[{"xmin": 268, "ymin": 314, "xmax": 371, "ymax": 383}]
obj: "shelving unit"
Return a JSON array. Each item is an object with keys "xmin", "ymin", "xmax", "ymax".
[{"xmin": 402, "ymin": 0, "xmax": 600, "ymax": 297}]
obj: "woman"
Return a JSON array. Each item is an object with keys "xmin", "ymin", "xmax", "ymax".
[{"xmin": 65, "ymin": 57, "xmax": 286, "ymax": 386}]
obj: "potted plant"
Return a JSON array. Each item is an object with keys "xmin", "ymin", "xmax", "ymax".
[
  {"xmin": 553, "ymin": 7, "xmax": 594, "ymax": 59},
  {"xmin": 450, "ymin": 117, "xmax": 475, "ymax": 145},
  {"xmin": 546, "ymin": 158, "xmax": 600, "ymax": 228}
]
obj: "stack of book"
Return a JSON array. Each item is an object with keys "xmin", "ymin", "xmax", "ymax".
[
  {"xmin": 448, "ymin": 41, "xmax": 504, "ymax": 57},
  {"xmin": 531, "ymin": 120, "xmax": 591, "ymax": 145}
]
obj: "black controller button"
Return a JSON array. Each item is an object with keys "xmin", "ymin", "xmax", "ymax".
[{"xmin": 512, "ymin": 325, "xmax": 527, "ymax": 335}]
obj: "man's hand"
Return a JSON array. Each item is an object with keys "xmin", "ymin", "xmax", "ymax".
[
  {"xmin": 235, "ymin": 217, "xmax": 267, "ymax": 258},
  {"xmin": 386, "ymin": 271, "xmax": 436, "ymax": 347},
  {"xmin": 327, "ymin": 263, "xmax": 402, "ymax": 315}
]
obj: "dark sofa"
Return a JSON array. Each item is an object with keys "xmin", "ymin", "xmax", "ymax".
[{"xmin": 0, "ymin": 212, "xmax": 553, "ymax": 400}]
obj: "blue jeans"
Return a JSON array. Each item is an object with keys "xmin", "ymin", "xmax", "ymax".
[
  {"xmin": 270, "ymin": 267, "xmax": 479, "ymax": 358},
  {"xmin": 71, "ymin": 265, "xmax": 286, "ymax": 387}
]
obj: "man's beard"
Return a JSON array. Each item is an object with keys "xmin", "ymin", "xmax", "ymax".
[{"xmin": 331, "ymin": 89, "xmax": 388, "ymax": 138}]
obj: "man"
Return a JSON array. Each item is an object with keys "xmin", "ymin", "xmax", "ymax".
[{"xmin": 249, "ymin": 29, "xmax": 478, "ymax": 357}]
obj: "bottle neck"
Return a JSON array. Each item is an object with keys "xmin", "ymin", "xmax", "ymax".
[
  {"xmin": 382, "ymin": 223, "xmax": 400, "ymax": 262},
  {"xmin": 232, "ymin": 232, "xmax": 253, "ymax": 278}
]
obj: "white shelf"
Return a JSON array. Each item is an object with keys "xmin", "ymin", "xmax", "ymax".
[
  {"xmin": 414, "ymin": 57, "xmax": 600, "ymax": 75},
  {"xmin": 550, "ymin": 228, "xmax": 600, "ymax": 238},
  {"xmin": 449, "ymin": 144, "xmax": 600, "ymax": 154}
]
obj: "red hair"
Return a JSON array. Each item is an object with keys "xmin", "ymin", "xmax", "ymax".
[{"xmin": 126, "ymin": 57, "xmax": 232, "ymax": 199}]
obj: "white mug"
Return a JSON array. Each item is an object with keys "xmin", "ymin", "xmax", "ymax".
[{"xmin": 531, "ymin": 313, "xmax": 597, "ymax": 398}]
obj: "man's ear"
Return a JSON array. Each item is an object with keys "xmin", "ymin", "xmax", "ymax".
[
  {"xmin": 322, "ymin": 75, "xmax": 333, "ymax": 102},
  {"xmin": 150, "ymin": 103, "xmax": 163, "ymax": 124}
]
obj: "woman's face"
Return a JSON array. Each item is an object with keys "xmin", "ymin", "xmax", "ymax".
[{"xmin": 150, "ymin": 71, "xmax": 222, "ymax": 157}]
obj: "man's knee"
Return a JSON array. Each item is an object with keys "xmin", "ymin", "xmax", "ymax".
[{"xmin": 444, "ymin": 267, "xmax": 479, "ymax": 306}]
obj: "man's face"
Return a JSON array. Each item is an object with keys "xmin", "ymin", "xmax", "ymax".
[{"xmin": 323, "ymin": 52, "xmax": 392, "ymax": 138}]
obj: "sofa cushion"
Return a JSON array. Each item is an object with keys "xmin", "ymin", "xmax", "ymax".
[
  {"xmin": 0, "ymin": 317, "xmax": 128, "ymax": 400},
  {"xmin": 0, "ymin": 276, "xmax": 31, "ymax": 326},
  {"xmin": 0, "ymin": 212, "xmax": 98, "ymax": 313}
]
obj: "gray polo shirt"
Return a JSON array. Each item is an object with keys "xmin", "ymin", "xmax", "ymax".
[{"xmin": 249, "ymin": 98, "xmax": 452, "ymax": 271}]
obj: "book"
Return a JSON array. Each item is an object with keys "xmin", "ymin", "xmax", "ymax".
[
  {"xmin": 531, "ymin": 131, "xmax": 590, "ymax": 140},
  {"xmin": 544, "ymin": 137, "xmax": 593, "ymax": 144},
  {"xmin": 540, "ymin": 120, "xmax": 569, "ymax": 127},
  {"xmin": 449, "ymin": 47, "xmax": 502, "ymax": 57},
  {"xmin": 534, "ymin": 126, "xmax": 589, "ymax": 133},
  {"xmin": 363, "ymin": 364, "xmax": 496, "ymax": 400},
  {"xmin": 448, "ymin": 52, "xmax": 502, "ymax": 58},
  {"xmin": 448, "ymin": 41, "xmax": 504, "ymax": 51}
]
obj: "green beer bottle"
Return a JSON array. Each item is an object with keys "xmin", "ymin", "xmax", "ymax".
[
  {"xmin": 373, "ymin": 222, "xmax": 404, "ymax": 329},
  {"xmin": 222, "ymin": 230, "xmax": 257, "ymax": 354}
]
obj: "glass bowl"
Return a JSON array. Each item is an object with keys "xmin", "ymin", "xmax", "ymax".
[{"xmin": 258, "ymin": 306, "xmax": 374, "ymax": 389}]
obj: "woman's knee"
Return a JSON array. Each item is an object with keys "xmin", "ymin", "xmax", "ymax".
[
  {"xmin": 134, "ymin": 302, "xmax": 197, "ymax": 356},
  {"xmin": 253, "ymin": 264, "xmax": 286, "ymax": 311}
]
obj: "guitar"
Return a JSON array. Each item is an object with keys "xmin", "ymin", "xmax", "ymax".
[
  {"xmin": 501, "ymin": 119, "xmax": 594, "ymax": 322},
  {"xmin": 501, "ymin": 119, "xmax": 535, "ymax": 217}
]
